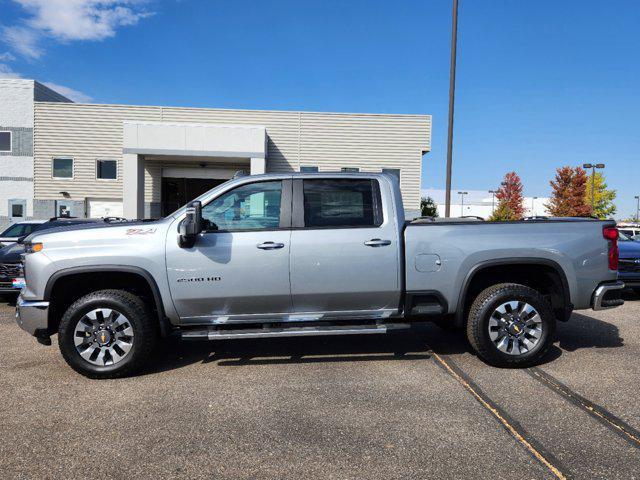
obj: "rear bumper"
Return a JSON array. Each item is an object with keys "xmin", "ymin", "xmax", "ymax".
[
  {"xmin": 617, "ymin": 272, "xmax": 640, "ymax": 287},
  {"xmin": 592, "ymin": 281, "xmax": 625, "ymax": 310},
  {"xmin": 15, "ymin": 296, "xmax": 49, "ymax": 336}
]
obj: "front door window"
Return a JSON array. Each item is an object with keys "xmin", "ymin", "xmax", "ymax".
[{"xmin": 201, "ymin": 181, "xmax": 282, "ymax": 231}]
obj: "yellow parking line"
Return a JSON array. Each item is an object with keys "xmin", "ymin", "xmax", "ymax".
[
  {"xmin": 432, "ymin": 353, "xmax": 567, "ymax": 480},
  {"xmin": 528, "ymin": 367, "xmax": 640, "ymax": 448}
]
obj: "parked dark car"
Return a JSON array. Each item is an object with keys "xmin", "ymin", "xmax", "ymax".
[
  {"xmin": 0, "ymin": 218, "xmax": 102, "ymax": 293},
  {"xmin": 618, "ymin": 232, "xmax": 640, "ymax": 291},
  {"xmin": 0, "ymin": 221, "xmax": 46, "ymax": 248}
]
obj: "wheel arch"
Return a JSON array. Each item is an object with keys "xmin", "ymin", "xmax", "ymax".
[
  {"xmin": 44, "ymin": 265, "xmax": 173, "ymax": 337},
  {"xmin": 455, "ymin": 258, "xmax": 572, "ymax": 327}
]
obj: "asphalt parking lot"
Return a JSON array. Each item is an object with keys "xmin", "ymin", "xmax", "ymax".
[{"xmin": 1, "ymin": 292, "xmax": 639, "ymax": 479}]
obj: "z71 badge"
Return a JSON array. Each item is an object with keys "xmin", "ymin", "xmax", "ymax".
[{"xmin": 126, "ymin": 228, "xmax": 157, "ymax": 235}]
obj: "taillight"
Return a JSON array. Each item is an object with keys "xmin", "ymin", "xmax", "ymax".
[{"xmin": 603, "ymin": 227, "xmax": 619, "ymax": 270}]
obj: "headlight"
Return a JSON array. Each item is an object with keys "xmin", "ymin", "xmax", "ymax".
[{"xmin": 25, "ymin": 242, "xmax": 43, "ymax": 254}]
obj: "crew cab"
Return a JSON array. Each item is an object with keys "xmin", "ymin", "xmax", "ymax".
[{"xmin": 15, "ymin": 173, "xmax": 624, "ymax": 378}]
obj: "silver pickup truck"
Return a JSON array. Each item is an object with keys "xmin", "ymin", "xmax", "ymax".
[{"xmin": 15, "ymin": 173, "xmax": 624, "ymax": 378}]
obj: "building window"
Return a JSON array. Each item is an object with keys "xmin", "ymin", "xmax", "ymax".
[
  {"xmin": 341, "ymin": 167, "xmax": 360, "ymax": 173},
  {"xmin": 97, "ymin": 159, "xmax": 117, "ymax": 180},
  {"xmin": 0, "ymin": 131, "xmax": 11, "ymax": 152},
  {"xmin": 11, "ymin": 203, "xmax": 24, "ymax": 218},
  {"xmin": 300, "ymin": 166, "xmax": 318, "ymax": 172},
  {"xmin": 52, "ymin": 158, "xmax": 73, "ymax": 178},
  {"xmin": 382, "ymin": 168, "xmax": 400, "ymax": 182}
]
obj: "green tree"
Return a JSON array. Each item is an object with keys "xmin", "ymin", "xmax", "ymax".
[
  {"xmin": 420, "ymin": 196, "xmax": 439, "ymax": 217},
  {"xmin": 489, "ymin": 172, "xmax": 524, "ymax": 221},
  {"xmin": 490, "ymin": 202, "xmax": 514, "ymax": 221},
  {"xmin": 585, "ymin": 172, "xmax": 617, "ymax": 219}
]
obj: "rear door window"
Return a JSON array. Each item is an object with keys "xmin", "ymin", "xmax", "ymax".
[{"xmin": 302, "ymin": 179, "xmax": 382, "ymax": 228}]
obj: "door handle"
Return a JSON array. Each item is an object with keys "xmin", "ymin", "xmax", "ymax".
[
  {"xmin": 257, "ymin": 241, "xmax": 285, "ymax": 250},
  {"xmin": 364, "ymin": 238, "xmax": 392, "ymax": 247}
]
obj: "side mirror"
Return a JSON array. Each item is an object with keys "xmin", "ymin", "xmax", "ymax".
[{"xmin": 179, "ymin": 201, "xmax": 202, "ymax": 248}]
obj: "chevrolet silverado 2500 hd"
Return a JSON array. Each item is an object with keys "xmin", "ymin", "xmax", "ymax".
[{"xmin": 15, "ymin": 173, "xmax": 625, "ymax": 378}]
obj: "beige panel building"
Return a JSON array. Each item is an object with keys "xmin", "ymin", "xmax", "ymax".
[{"xmin": 33, "ymin": 102, "xmax": 431, "ymax": 219}]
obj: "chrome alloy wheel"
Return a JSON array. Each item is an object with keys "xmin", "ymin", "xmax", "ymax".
[
  {"xmin": 488, "ymin": 301, "xmax": 543, "ymax": 356},
  {"xmin": 73, "ymin": 308, "xmax": 134, "ymax": 366}
]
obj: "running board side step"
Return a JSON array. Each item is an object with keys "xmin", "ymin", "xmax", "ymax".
[{"xmin": 181, "ymin": 323, "xmax": 412, "ymax": 341}]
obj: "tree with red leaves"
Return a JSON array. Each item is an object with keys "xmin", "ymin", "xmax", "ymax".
[
  {"xmin": 546, "ymin": 166, "xmax": 591, "ymax": 217},
  {"xmin": 489, "ymin": 171, "xmax": 525, "ymax": 221}
]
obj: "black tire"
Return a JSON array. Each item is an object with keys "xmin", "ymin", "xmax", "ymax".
[
  {"xmin": 58, "ymin": 289, "xmax": 159, "ymax": 379},
  {"xmin": 466, "ymin": 283, "xmax": 555, "ymax": 368}
]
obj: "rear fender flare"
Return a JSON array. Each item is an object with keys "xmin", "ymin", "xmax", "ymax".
[{"xmin": 455, "ymin": 257, "xmax": 572, "ymax": 326}]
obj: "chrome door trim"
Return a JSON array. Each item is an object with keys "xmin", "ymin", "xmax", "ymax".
[{"xmin": 178, "ymin": 308, "xmax": 401, "ymax": 325}]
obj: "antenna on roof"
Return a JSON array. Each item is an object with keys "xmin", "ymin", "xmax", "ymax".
[{"xmin": 233, "ymin": 170, "xmax": 248, "ymax": 179}]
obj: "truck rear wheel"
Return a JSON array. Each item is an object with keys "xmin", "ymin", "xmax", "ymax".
[
  {"xmin": 58, "ymin": 289, "xmax": 159, "ymax": 379},
  {"xmin": 466, "ymin": 283, "xmax": 555, "ymax": 367}
]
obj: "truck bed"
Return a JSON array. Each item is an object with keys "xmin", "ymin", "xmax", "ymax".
[{"xmin": 404, "ymin": 218, "xmax": 617, "ymax": 313}]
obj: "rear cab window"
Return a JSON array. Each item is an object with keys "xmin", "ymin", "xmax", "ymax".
[{"xmin": 301, "ymin": 179, "xmax": 383, "ymax": 228}]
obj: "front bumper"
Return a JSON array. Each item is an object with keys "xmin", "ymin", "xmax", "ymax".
[
  {"xmin": 15, "ymin": 296, "xmax": 50, "ymax": 336},
  {"xmin": 0, "ymin": 263, "xmax": 24, "ymax": 292},
  {"xmin": 592, "ymin": 281, "xmax": 625, "ymax": 310}
]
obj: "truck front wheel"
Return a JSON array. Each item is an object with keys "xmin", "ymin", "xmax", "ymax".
[
  {"xmin": 466, "ymin": 283, "xmax": 555, "ymax": 367},
  {"xmin": 58, "ymin": 289, "xmax": 159, "ymax": 379}
]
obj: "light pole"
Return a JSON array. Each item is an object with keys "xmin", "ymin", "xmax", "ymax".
[
  {"xmin": 489, "ymin": 189, "xmax": 497, "ymax": 213},
  {"xmin": 444, "ymin": 0, "xmax": 459, "ymax": 217},
  {"xmin": 635, "ymin": 195, "xmax": 639, "ymax": 223},
  {"xmin": 458, "ymin": 191, "xmax": 468, "ymax": 217},
  {"xmin": 583, "ymin": 163, "xmax": 605, "ymax": 215},
  {"xmin": 531, "ymin": 196, "xmax": 538, "ymax": 216}
]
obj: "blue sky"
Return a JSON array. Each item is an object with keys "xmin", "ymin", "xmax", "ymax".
[{"xmin": 1, "ymin": 0, "xmax": 639, "ymax": 217}]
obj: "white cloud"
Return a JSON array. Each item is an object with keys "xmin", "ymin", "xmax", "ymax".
[
  {"xmin": 1, "ymin": 25, "xmax": 42, "ymax": 59},
  {"xmin": 13, "ymin": 0, "xmax": 152, "ymax": 42},
  {"xmin": 0, "ymin": 1, "xmax": 152, "ymax": 100},
  {"xmin": 0, "ymin": 63, "xmax": 22, "ymax": 78},
  {"xmin": 43, "ymin": 81, "xmax": 93, "ymax": 102},
  {"xmin": 1, "ymin": 1, "xmax": 152, "ymax": 62}
]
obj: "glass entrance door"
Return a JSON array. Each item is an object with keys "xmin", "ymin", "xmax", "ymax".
[{"xmin": 161, "ymin": 177, "xmax": 227, "ymax": 216}]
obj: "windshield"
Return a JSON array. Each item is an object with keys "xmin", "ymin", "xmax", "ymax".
[
  {"xmin": 619, "ymin": 232, "xmax": 632, "ymax": 242},
  {"xmin": 0, "ymin": 223, "xmax": 39, "ymax": 237}
]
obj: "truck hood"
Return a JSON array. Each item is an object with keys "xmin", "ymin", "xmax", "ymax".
[
  {"xmin": 24, "ymin": 218, "xmax": 172, "ymax": 253},
  {"xmin": 24, "ymin": 219, "xmax": 167, "ymax": 244}
]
